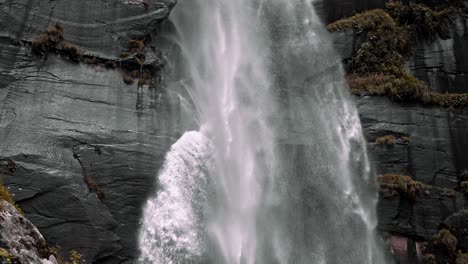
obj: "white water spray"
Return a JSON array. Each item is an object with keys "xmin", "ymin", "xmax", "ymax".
[{"xmin": 139, "ymin": 0, "xmax": 386, "ymax": 263}]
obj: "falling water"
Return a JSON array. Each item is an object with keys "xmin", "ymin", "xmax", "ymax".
[{"xmin": 139, "ymin": 0, "xmax": 386, "ymax": 263}]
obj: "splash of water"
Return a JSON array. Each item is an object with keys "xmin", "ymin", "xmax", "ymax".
[
  {"xmin": 139, "ymin": 0, "xmax": 386, "ymax": 263},
  {"xmin": 139, "ymin": 131, "xmax": 213, "ymax": 264}
]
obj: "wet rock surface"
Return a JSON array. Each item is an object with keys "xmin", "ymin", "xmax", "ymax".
[
  {"xmin": 356, "ymin": 96, "xmax": 468, "ymax": 262},
  {"xmin": 0, "ymin": 0, "xmax": 198, "ymax": 263}
]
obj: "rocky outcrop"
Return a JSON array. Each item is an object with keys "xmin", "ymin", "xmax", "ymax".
[
  {"xmin": 0, "ymin": 200, "xmax": 56, "ymax": 264},
  {"xmin": 0, "ymin": 0, "xmax": 191, "ymax": 263}
]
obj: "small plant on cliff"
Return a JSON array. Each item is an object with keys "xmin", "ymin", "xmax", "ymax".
[
  {"xmin": 386, "ymin": 1, "xmax": 453, "ymax": 40},
  {"xmin": 50, "ymin": 247, "xmax": 82, "ymax": 264},
  {"xmin": 0, "ymin": 248, "xmax": 14, "ymax": 263},
  {"xmin": 376, "ymin": 135, "xmax": 397, "ymax": 146},
  {"xmin": 0, "ymin": 180, "xmax": 21, "ymax": 212},
  {"xmin": 401, "ymin": 136, "xmax": 411, "ymax": 144},
  {"xmin": 84, "ymin": 175, "xmax": 104, "ymax": 200},
  {"xmin": 433, "ymin": 228, "xmax": 458, "ymax": 258},
  {"xmin": 461, "ymin": 170, "xmax": 468, "ymax": 181},
  {"xmin": 62, "ymin": 42, "xmax": 81, "ymax": 63},
  {"xmin": 330, "ymin": 2, "xmax": 468, "ymax": 108},
  {"xmin": 460, "ymin": 181, "xmax": 468, "ymax": 193},
  {"xmin": 68, "ymin": 250, "xmax": 82, "ymax": 264},
  {"xmin": 456, "ymin": 252, "xmax": 468, "ymax": 264},
  {"xmin": 377, "ymin": 173, "xmax": 425, "ymax": 201},
  {"xmin": 32, "ymin": 24, "xmax": 64, "ymax": 54},
  {"xmin": 128, "ymin": 39, "xmax": 145, "ymax": 54}
]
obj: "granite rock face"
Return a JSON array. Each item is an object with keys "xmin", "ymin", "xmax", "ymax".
[{"xmin": 0, "ymin": 1, "xmax": 196, "ymax": 263}]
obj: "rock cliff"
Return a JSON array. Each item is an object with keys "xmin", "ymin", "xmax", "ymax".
[
  {"xmin": 0, "ymin": 0, "xmax": 190, "ymax": 263},
  {"xmin": 324, "ymin": 0, "xmax": 468, "ymax": 262}
]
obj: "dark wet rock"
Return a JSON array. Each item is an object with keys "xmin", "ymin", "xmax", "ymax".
[
  {"xmin": 356, "ymin": 96, "xmax": 468, "ymax": 262},
  {"xmin": 0, "ymin": 52, "xmax": 195, "ymax": 262},
  {"xmin": 314, "ymin": 0, "xmax": 386, "ymax": 24},
  {"xmin": 356, "ymin": 96, "xmax": 468, "ymax": 189},
  {"xmin": 0, "ymin": 0, "xmax": 198, "ymax": 263},
  {"xmin": 408, "ymin": 20, "xmax": 468, "ymax": 93},
  {"xmin": 0, "ymin": 0, "xmax": 177, "ymax": 59}
]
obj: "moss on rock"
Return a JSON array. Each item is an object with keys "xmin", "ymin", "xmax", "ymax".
[{"xmin": 329, "ymin": 1, "xmax": 468, "ymax": 108}]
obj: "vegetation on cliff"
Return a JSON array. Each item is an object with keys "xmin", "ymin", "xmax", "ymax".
[
  {"xmin": 0, "ymin": 180, "xmax": 21, "ymax": 213},
  {"xmin": 377, "ymin": 173, "xmax": 456, "ymax": 201},
  {"xmin": 32, "ymin": 25, "xmax": 158, "ymax": 87},
  {"xmin": 328, "ymin": 1, "xmax": 468, "ymax": 108}
]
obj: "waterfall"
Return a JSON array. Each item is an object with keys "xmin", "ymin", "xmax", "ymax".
[{"xmin": 139, "ymin": 0, "xmax": 386, "ymax": 263}]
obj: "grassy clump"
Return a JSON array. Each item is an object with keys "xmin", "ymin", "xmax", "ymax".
[
  {"xmin": 84, "ymin": 176, "xmax": 104, "ymax": 200},
  {"xmin": 433, "ymin": 228, "xmax": 458, "ymax": 257},
  {"xmin": 32, "ymin": 24, "xmax": 83, "ymax": 64},
  {"xmin": 119, "ymin": 39, "xmax": 154, "ymax": 86},
  {"xmin": 401, "ymin": 136, "xmax": 411, "ymax": 143},
  {"xmin": 0, "ymin": 180, "xmax": 21, "ymax": 213},
  {"xmin": 328, "ymin": 1, "xmax": 468, "ymax": 108},
  {"xmin": 377, "ymin": 173, "xmax": 425, "ymax": 201},
  {"xmin": 457, "ymin": 252, "xmax": 468, "ymax": 264},
  {"xmin": 386, "ymin": 1, "xmax": 454, "ymax": 40},
  {"xmin": 32, "ymin": 24, "xmax": 64, "ymax": 54},
  {"xmin": 348, "ymin": 73, "xmax": 468, "ymax": 107},
  {"xmin": 461, "ymin": 170, "xmax": 468, "ymax": 181},
  {"xmin": 0, "ymin": 248, "xmax": 14, "ymax": 263},
  {"xmin": 376, "ymin": 135, "xmax": 397, "ymax": 145},
  {"xmin": 461, "ymin": 181, "xmax": 468, "ymax": 193},
  {"xmin": 62, "ymin": 42, "xmax": 81, "ymax": 63},
  {"xmin": 328, "ymin": 9, "xmax": 409, "ymax": 75},
  {"xmin": 68, "ymin": 250, "xmax": 82, "ymax": 264},
  {"xmin": 128, "ymin": 39, "xmax": 145, "ymax": 54},
  {"xmin": 49, "ymin": 247, "xmax": 82, "ymax": 264},
  {"xmin": 422, "ymin": 253, "xmax": 437, "ymax": 264}
]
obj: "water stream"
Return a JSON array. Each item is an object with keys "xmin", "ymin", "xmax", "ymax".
[{"xmin": 139, "ymin": 0, "xmax": 386, "ymax": 263}]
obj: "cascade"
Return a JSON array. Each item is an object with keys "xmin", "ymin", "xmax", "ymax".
[{"xmin": 139, "ymin": 1, "xmax": 386, "ymax": 263}]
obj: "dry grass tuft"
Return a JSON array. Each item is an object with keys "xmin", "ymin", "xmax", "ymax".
[
  {"xmin": 0, "ymin": 180, "xmax": 21, "ymax": 213},
  {"xmin": 433, "ymin": 228, "xmax": 458, "ymax": 257},
  {"xmin": 32, "ymin": 24, "xmax": 64, "ymax": 54},
  {"xmin": 377, "ymin": 173, "xmax": 425, "ymax": 201},
  {"xmin": 330, "ymin": 2, "xmax": 468, "ymax": 108},
  {"xmin": 128, "ymin": 39, "xmax": 145, "ymax": 54},
  {"xmin": 62, "ymin": 42, "xmax": 81, "ymax": 62},
  {"xmin": 376, "ymin": 135, "xmax": 397, "ymax": 146}
]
